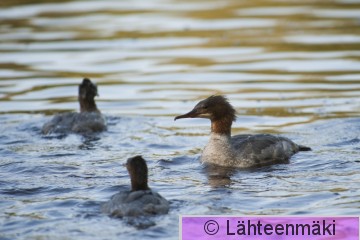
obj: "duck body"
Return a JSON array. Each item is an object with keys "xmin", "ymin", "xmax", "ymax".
[
  {"xmin": 202, "ymin": 133, "xmax": 305, "ymax": 168},
  {"xmin": 42, "ymin": 111, "xmax": 106, "ymax": 135},
  {"xmin": 101, "ymin": 189, "xmax": 169, "ymax": 217},
  {"xmin": 41, "ymin": 78, "xmax": 106, "ymax": 135},
  {"xmin": 175, "ymin": 95, "xmax": 311, "ymax": 168}
]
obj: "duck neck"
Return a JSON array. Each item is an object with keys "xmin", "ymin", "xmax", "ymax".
[
  {"xmin": 130, "ymin": 176, "xmax": 150, "ymax": 192},
  {"xmin": 210, "ymin": 117, "xmax": 232, "ymax": 136},
  {"xmin": 79, "ymin": 97, "xmax": 98, "ymax": 113}
]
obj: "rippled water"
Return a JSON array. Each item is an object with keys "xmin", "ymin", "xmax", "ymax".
[{"xmin": 0, "ymin": 0, "xmax": 360, "ymax": 239}]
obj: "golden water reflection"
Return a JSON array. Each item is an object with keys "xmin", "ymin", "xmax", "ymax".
[{"xmin": 0, "ymin": 0, "xmax": 359, "ymax": 130}]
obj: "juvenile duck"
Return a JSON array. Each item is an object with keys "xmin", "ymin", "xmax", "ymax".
[
  {"xmin": 41, "ymin": 78, "xmax": 106, "ymax": 135},
  {"xmin": 175, "ymin": 95, "xmax": 311, "ymax": 168},
  {"xmin": 102, "ymin": 156, "xmax": 169, "ymax": 217}
]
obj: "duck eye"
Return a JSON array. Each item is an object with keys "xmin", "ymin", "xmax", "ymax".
[{"xmin": 203, "ymin": 106, "xmax": 208, "ymax": 109}]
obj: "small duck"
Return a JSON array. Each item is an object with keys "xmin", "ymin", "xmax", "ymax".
[
  {"xmin": 175, "ymin": 95, "xmax": 311, "ymax": 168},
  {"xmin": 102, "ymin": 156, "xmax": 169, "ymax": 217},
  {"xmin": 41, "ymin": 78, "xmax": 106, "ymax": 135}
]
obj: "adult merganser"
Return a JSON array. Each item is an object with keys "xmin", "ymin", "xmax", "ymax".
[
  {"xmin": 102, "ymin": 156, "xmax": 169, "ymax": 217},
  {"xmin": 175, "ymin": 95, "xmax": 311, "ymax": 168},
  {"xmin": 41, "ymin": 78, "xmax": 106, "ymax": 135}
]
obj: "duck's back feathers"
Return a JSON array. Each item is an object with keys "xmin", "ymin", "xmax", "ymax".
[
  {"xmin": 72, "ymin": 112, "xmax": 106, "ymax": 133},
  {"xmin": 202, "ymin": 133, "xmax": 310, "ymax": 168},
  {"xmin": 231, "ymin": 134, "xmax": 300, "ymax": 166},
  {"xmin": 101, "ymin": 190, "xmax": 169, "ymax": 217},
  {"xmin": 41, "ymin": 112, "xmax": 106, "ymax": 135}
]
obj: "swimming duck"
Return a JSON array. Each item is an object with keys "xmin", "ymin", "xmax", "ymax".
[
  {"xmin": 102, "ymin": 156, "xmax": 169, "ymax": 217},
  {"xmin": 41, "ymin": 78, "xmax": 106, "ymax": 135},
  {"xmin": 175, "ymin": 95, "xmax": 311, "ymax": 168}
]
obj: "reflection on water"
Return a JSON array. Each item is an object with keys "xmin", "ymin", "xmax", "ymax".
[{"xmin": 0, "ymin": 0, "xmax": 360, "ymax": 239}]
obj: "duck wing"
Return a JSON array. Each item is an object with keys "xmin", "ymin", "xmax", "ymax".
[{"xmin": 231, "ymin": 134, "xmax": 299, "ymax": 165}]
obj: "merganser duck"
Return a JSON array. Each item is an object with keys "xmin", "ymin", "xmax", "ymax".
[
  {"xmin": 175, "ymin": 95, "xmax": 311, "ymax": 168},
  {"xmin": 102, "ymin": 156, "xmax": 169, "ymax": 217},
  {"xmin": 41, "ymin": 78, "xmax": 106, "ymax": 135}
]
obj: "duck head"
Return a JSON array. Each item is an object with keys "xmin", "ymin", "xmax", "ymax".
[
  {"xmin": 174, "ymin": 95, "xmax": 236, "ymax": 135},
  {"xmin": 174, "ymin": 95, "xmax": 236, "ymax": 122},
  {"xmin": 78, "ymin": 78, "xmax": 99, "ymax": 112},
  {"xmin": 126, "ymin": 156, "xmax": 150, "ymax": 192}
]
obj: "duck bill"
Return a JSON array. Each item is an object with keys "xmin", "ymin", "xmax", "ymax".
[{"xmin": 174, "ymin": 109, "xmax": 198, "ymax": 121}]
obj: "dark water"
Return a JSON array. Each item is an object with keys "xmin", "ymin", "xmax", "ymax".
[{"xmin": 0, "ymin": 0, "xmax": 360, "ymax": 239}]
